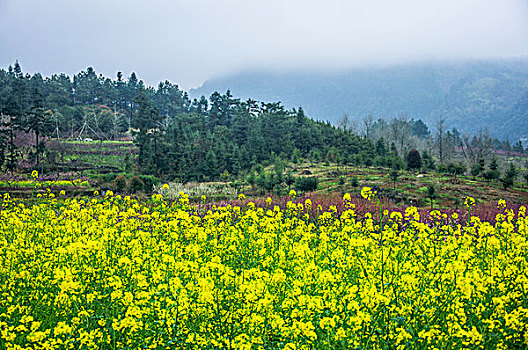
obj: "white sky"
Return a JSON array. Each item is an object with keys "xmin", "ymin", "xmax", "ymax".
[{"xmin": 0, "ymin": 0, "xmax": 527, "ymax": 89}]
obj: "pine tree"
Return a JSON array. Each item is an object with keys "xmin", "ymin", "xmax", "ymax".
[
  {"xmin": 132, "ymin": 92, "xmax": 162, "ymax": 175},
  {"xmin": 470, "ymin": 158, "xmax": 485, "ymax": 178},
  {"xmin": 25, "ymin": 88, "xmax": 52, "ymax": 169},
  {"xmin": 501, "ymin": 163, "xmax": 517, "ymax": 190},
  {"xmin": 483, "ymin": 157, "xmax": 500, "ymax": 182}
]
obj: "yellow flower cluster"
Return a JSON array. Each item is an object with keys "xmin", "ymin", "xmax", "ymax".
[
  {"xmin": 360, "ymin": 187, "xmax": 376, "ymax": 201},
  {"xmin": 0, "ymin": 194, "xmax": 527, "ymax": 349},
  {"xmin": 464, "ymin": 196, "xmax": 476, "ymax": 207}
]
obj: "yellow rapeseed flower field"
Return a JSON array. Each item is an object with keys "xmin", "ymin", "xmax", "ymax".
[{"xmin": 0, "ymin": 191, "xmax": 527, "ymax": 349}]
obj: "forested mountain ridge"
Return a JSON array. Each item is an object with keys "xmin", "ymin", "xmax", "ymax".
[{"xmin": 190, "ymin": 59, "xmax": 528, "ymax": 142}]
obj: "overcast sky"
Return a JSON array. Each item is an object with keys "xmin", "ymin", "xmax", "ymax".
[{"xmin": 1, "ymin": 0, "xmax": 527, "ymax": 89}]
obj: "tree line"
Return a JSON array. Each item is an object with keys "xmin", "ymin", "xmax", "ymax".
[
  {"xmin": 1, "ymin": 61, "xmax": 524, "ymax": 183},
  {"xmin": 0, "ymin": 62, "xmax": 397, "ymax": 180},
  {"xmin": 342, "ymin": 114, "xmax": 524, "ymax": 163}
]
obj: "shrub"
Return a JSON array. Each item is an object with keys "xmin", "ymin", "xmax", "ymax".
[
  {"xmin": 362, "ymin": 155, "xmax": 373, "ymax": 167},
  {"xmin": 98, "ymin": 173, "xmax": 126, "ymax": 184},
  {"xmin": 128, "ymin": 176, "xmax": 145, "ymax": 193},
  {"xmin": 483, "ymin": 169, "xmax": 500, "ymax": 182},
  {"xmin": 406, "ymin": 149, "xmax": 422, "ymax": 171},
  {"xmin": 291, "ymin": 148, "xmax": 300, "ymax": 164},
  {"xmin": 246, "ymin": 172, "xmax": 256, "ymax": 188},
  {"xmin": 220, "ymin": 170, "xmax": 231, "ymax": 182},
  {"xmin": 295, "ymin": 176, "xmax": 318, "ymax": 192},
  {"xmin": 285, "ymin": 172, "xmax": 296, "ymax": 190},
  {"xmin": 114, "ymin": 175, "xmax": 127, "ymax": 192},
  {"xmin": 373, "ymin": 156, "xmax": 385, "ymax": 167},
  {"xmin": 138, "ymin": 175, "xmax": 160, "ymax": 193},
  {"xmin": 470, "ymin": 163, "xmax": 482, "ymax": 177},
  {"xmin": 446, "ymin": 162, "xmax": 466, "ymax": 178},
  {"xmin": 437, "ymin": 163, "xmax": 449, "ymax": 174}
]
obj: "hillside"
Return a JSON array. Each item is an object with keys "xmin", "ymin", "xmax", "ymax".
[{"xmin": 190, "ymin": 58, "xmax": 528, "ymax": 142}]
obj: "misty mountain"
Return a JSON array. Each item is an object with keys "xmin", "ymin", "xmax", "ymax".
[{"xmin": 190, "ymin": 59, "xmax": 528, "ymax": 141}]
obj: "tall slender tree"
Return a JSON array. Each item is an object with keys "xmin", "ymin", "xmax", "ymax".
[
  {"xmin": 25, "ymin": 88, "xmax": 51, "ymax": 169},
  {"xmin": 132, "ymin": 92, "xmax": 162, "ymax": 175}
]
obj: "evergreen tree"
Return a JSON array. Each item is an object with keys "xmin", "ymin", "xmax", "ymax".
[
  {"xmin": 285, "ymin": 172, "xmax": 296, "ymax": 191},
  {"xmin": 132, "ymin": 92, "xmax": 162, "ymax": 175},
  {"xmin": 246, "ymin": 171, "xmax": 256, "ymax": 189},
  {"xmin": 483, "ymin": 157, "xmax": 501, "ymax": 182},
  {"xmin": 25, "ymin": 88, "xmax": 52, "ymax": 168},
  {"xmin": 389, "ymin": 168, "xmax": 400, "ymax": 189},
  {"xmin": 291, "ymin": 148, "xmax": 301, "ymax": 164},
  {"xmin": 73, "ymin": 67, "xmax": 99, "ymax": 105},
  {"xmin": 205, "ymin": 150, "xmax": 218, "ymax": 180},
  {"xmin": 406, "ymin": 149, "xmax": 422, "ymax": 171},
  {"xmin": 447, "ymin": 162, "xmax": 466, "ymax": 178},
  {"xmin": 375, "ymin": 138, "xmax": 386, "ymax": 156},
  {"xmin": 489, "ymin": 157, "xmax": 498, "ymax": 171},
  {"xmin": 470, "ymin": 158, "xmax": 485, "ymax": 178},
  {"xmin": 501, "ymin": 163, "xmax": 517, "ymax": 190},
  {"xmin": 426, "ymin": 185, "xmax": 437, "ymax": 209},
  {"xmin": 421, "ymin": 151, "xmax": 435, "ymax": 170},
  {"xmin": 411, "ymin": 119, "xmax": 430, "ymax": 138},
  {"xmin": 2, "ymin": 63, "xmax": 27, "ymax": 173}
]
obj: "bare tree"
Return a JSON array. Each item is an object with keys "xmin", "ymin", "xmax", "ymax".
[
  {"xmin": 397, "ymin": 114, "xmax": 410, "ymax": 155},
  {"xmin": 348, "ymin": 119, "xmax": 359, "ymax": 135},
  {"xmin": 370, "ymin": 117, "xmax": 387, "ymax": 142},
  {"xmin": 388, "ymin": 114, "xmax": 411, "ymax": 156},
  {"xmin": 338, "ymin": 113, "xmax": 350, "ymax": 131},
  {"xmin": 460, "ymin": 129, "xmax": 494, "ymax": 164},
  {"xmin": 435, "ymin": 118, "xmax": 445, "ymax": 163},
  {"xmin": 362, "ymin": 113, "xmax": 375, "ymax": 139}
]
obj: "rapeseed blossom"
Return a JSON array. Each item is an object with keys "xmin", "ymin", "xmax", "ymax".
[
  {"xmin": 464, "ymin": 196, "xmax": 476, "ymax": 207},
  {"xmin": 0, "ymin": 194, "xmax": 526, "ymax": 349},
  {"xmin": 360, "ymin": 186, "xmax": 376, "ymax": 201}
]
